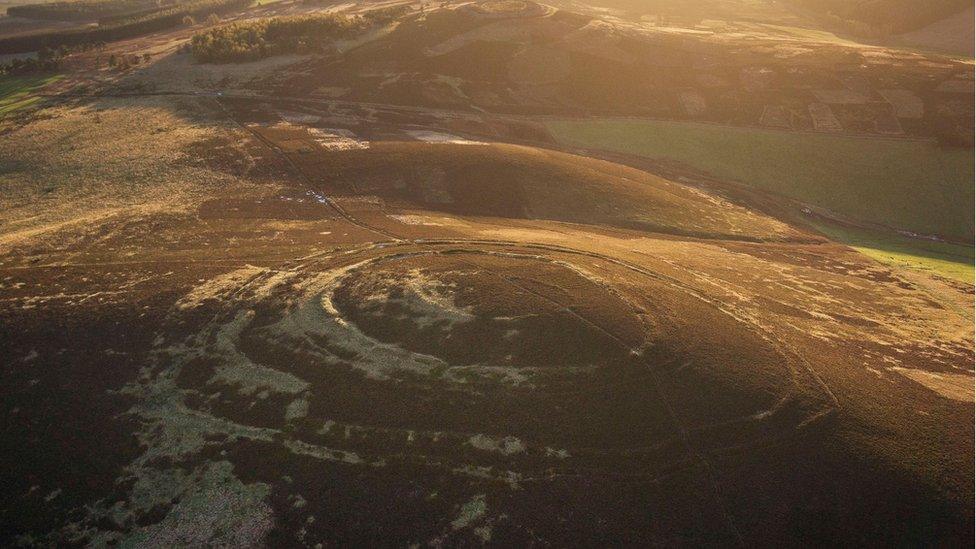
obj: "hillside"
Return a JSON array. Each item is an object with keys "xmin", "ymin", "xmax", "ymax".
[
  {"xmin": 894, "ymin": 6, "xmax": 975, "ymax": 56},
  {"xmin": 277, "ymin": 138, "xmax": 803, "ymax": 241},
  {"xmin": 791, "ymin": 0, "xmax": 972, "ymax": 35},
  {"xmin": 0, "ymin": 0, "xmax": 972, "ymax": 546},
  {"xmin": 261, "ymin": 2, "xmax": 974, "ymax": 144}
]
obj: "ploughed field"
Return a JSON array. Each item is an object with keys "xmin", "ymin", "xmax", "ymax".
[{"xmin": 0, "ymin": 92, "xmax": 972, "ymax": 546}]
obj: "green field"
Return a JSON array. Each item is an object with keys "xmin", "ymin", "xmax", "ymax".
[
  {"xmin": 812, "ymin": 222, "xmax": 973, "ymax": 283},
  {"xmin": 546, "ymin": 119, "xmax": 974, "ymax": 242},
  {"xmin": 0, "ymin": 74, "xmax": 61, "ymax": 118}
]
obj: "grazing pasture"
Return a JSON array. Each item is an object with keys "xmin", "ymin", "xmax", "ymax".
[
  {"xmin": 812, "ymin": 222, "xmax": 974, "ymax": 283},
  {"xmin": 0, "ymin": 73, "xmax": 59, "ymax": 116},
  {"xmin": 547, "ymin": 119, "xmax": 975, "ymax": 242}
]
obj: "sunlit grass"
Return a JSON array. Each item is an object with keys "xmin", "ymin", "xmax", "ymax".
[
  {"xmin": 547, "ymin": 118, "xmax": 975, "ymax": 242},
  {"xmin": 811, "ymin": 221, "xmax": 973, "ymax": 283},
  {"xmin": 754, "ymin": 23, "xmax": 863, "ymax": 46},
  {"xmin": 0, "ymin": 73, "xmax": 61, "ymax": 118}
]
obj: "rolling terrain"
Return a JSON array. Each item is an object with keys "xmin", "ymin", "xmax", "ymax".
[
  {"xmin": 893, "ymin": 6, "xmax": 975, "ymax": 56},
  {"xmin": 546, "ymin": 117, "xmax": 976, "ymax": 281},
  {"xmin": 0, "ymin": 0, "xmax": 973, "ymax": 546}
]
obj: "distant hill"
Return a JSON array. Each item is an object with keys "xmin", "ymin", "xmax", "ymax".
[
  {"xmin": 790, "ymin": 0, "xmax": 972, "ymax": 35},
  {"xmin": 894, "ymin": 6, "xmax": 975, "ymax": 56},
  {"xmin": 569, "ymin": 0, "xmax": 971, "ymax": 36}
]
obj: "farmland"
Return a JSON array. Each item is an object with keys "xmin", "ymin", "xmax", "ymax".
[
  {"xmin": 812, "ymin": 221, "xmax": 974, "ymax": 282},
  {"xmin": 546, "ymin": 119, "xmax": 974, "ymax": 241},
  {"xmin": 0, "ymin": 73, "xmax": 59, "ymax": 116}
]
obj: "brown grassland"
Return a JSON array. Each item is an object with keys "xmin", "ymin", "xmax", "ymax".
[{"xmin": 0, "ymin": 0, "xmax": 972, "ymax": 545}]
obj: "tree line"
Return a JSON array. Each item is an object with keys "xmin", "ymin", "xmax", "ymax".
[
  {"xmin": 5, "ymin": 0, "xmax": 162, "ymax": 22},
  {"xmin": 0, "ymin": 46, "xmax": 69, "ymax": 76},
  {"xmin": 189, "ymin": 6, "xmax": 409, "ymax": 63},
  {"xmin": 0, "ymin": 40, "xmax": 152, "ymax": 77},
  {"xmin": 0, "ymin": 0, "xmax": 252, "ymax": 54}
]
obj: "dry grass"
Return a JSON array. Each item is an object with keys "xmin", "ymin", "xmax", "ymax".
[
  {"xmin": 282, "ymin": 139, "xmax": 804, "ymax": 242},
  {"xmin": 0, "ymin": 2, "xmax": 972, "ymax": 545},
  {"xmin": 0, "ymin": 96, "xmax": 258, "ymax": 251}
]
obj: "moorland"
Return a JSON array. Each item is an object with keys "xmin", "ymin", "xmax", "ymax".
[{"xmin": 0, "ymin": 0, "xmax": 973, "ymax": 545}]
